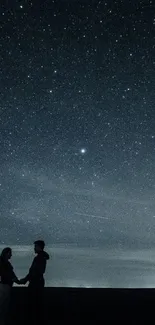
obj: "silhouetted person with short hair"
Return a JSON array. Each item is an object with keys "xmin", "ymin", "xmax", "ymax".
[
  {"xmin": 0, "ymin": 247, "xmax": 20, "ymax": 325},
  {"xmin": 20, "ymin": 240, "xmax": 49, "ymax": 324}
]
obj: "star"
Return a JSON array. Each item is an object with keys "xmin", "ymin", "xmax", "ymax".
[{"xmin": 80, "ymin": 148, "xmax": 86, "ymax": 154}]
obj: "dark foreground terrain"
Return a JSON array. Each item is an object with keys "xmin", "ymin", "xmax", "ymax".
[{"xmin": 7, "ymin": 288, "xmax": 155, "ymax": 323}]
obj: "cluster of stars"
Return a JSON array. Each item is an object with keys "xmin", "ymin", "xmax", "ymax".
[{"xmin": 0, "ymin": 0, "xmax": 155, "ymax": 248}]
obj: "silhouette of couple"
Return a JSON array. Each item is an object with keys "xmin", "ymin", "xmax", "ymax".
[{"xmin": 0, "ymin": 240, "xmax": 49, "ymax": 324}]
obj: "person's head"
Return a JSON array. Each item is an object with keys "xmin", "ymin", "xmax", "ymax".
[
  {"xmin": 0, "ymin": 247, "xmax": 12, "ymax": 261},
  {"xmin": 34, "ymin": 240, "xmax": 45, "ymax": 254}
]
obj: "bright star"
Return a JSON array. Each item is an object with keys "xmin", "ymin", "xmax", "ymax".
[{"xmin": 80, "ymin": 148, "xmax": 86, "ymax": 154}]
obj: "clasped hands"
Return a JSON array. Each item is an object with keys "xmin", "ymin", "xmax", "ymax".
[{"xmin": 16, "ymin": 278, "xmax": 27, "ymax": 285}]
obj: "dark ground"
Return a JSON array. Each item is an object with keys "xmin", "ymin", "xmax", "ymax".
[{"xmin": 6, "ymin": 288, "xmax": 155, "ymax": 323}]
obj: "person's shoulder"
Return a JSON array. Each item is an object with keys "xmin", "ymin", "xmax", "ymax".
[
  {"xmin": 8, "ymin": 260, "xmax": 12, "ymax": 266},
  {"xmin": 37, "ymin": 251, "xmax": 49, "ymax": 260},
  {"xmin": 7, "ymin": 261, "xmax": 13, "ymax": 269}
]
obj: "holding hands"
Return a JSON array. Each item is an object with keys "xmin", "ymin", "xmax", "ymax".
[
  {"xmin": 19, "ymin": 278, "xmax": 27, "ymax": 285},
  {"xmin": 14, "ymin": 278, "xmax": 27, "ymax": 285}
]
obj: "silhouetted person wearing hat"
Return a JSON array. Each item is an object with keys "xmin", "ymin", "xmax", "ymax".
[{"xmin": 20, "ymin": 240, "xmax": 49, "ymax": 324}]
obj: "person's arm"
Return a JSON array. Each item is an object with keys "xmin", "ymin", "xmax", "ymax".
[
  {"xmin": 19, "ymin": 271, "xmax": 31, "ymax": 284},
  {"xmin": 36, "ymin": 257, "xmax": 46, "ymax": 276},
  {"xmin": 25, "ymin": 255, "xmax": 46, "ymax": 278},
  {"xmin": 20, "ymin": 256, "xmax": 46, "ymax": 284},
  {"xmin": 19, "ymin": 276, "xmax": 29, "ymax": 285},
  {"xmin": 20, "ymin": 273, "xmax": 30, "ymax": 284},
  {"xmin": 20, "ymin": 258, "xmax": 35, "ymax": 284},
  {"xmin": 12, "ymin": 269, "xmax": 20, "ymax": 285},
  {"xmin": 13, "ymin": 275, "xmax": 20, "ymax": 285}
]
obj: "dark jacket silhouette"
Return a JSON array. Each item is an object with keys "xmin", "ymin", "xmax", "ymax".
[
  {"xmin": 0, "ymin": 257, "xmax": 19, "ymax": 287},
  {"xmin": 24, "ymin": 251, "xmax": 49, "ymax": 287},
  {"xmin": 21, "ymin": 248, "xmax": 49, "ymax": 324}
]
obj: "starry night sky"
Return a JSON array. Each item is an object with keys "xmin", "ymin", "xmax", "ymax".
[{"xmin": 0, "ymin": 0, "xmax": 155, "ymax": 247}]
